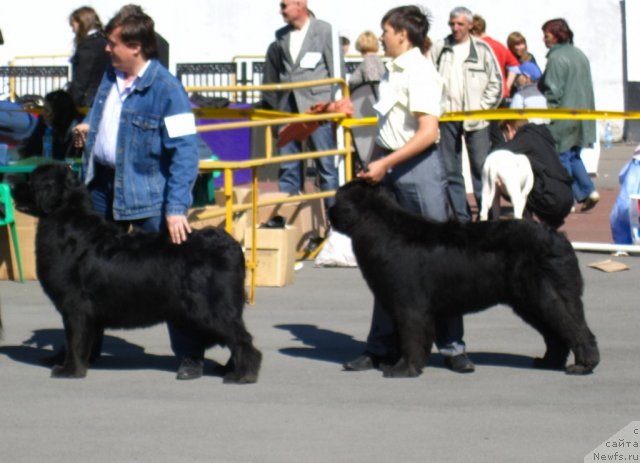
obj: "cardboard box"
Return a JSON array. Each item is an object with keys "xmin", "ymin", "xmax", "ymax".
[
  {"xmin": 214, "ymin": 186, "xmax": 253, "ymax": 207},
  {"xmin": 251, "ymin": 192, "xmax": 327, "ymax": 253},
  {"xmin": 0, "ymin": 210, "xmax": 38, "ymax": 280},
  {"xmin": 244, "ymin": 226, "xmax": 297, "ymax": 287},
  {"xmin": 187, "ymin": 205, "xmax": 247, "ymax": 242}
]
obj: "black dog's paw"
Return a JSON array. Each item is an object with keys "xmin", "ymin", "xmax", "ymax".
[
  {"xmin": 41, "ymin": 349, "xmax": 66, "ymax": 367},
  {"xmin": 381, "ymin": 358, "xmax": 422, "ymax": 378},
  {"xmin": 43, "ymin": 349, "xmax": 100, "ymax": 367},
  {"xmin": 533, "ymin": 357, "xmax": 566, "ymax": 371},
  {"xmin": 565, "ymin": 364, "xmax": 594, "ymax": 375},
  {"xmin": 51, "ymin": 364, "xmax": 87, "ymax": 378},
  {"xmin": 222, "ymin": 371, "xmax": 258, "ymax": 385}
]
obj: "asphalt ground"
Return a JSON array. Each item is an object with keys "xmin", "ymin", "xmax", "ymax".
[{"xmin": 0, "ymin": 143, "xmax": 638, "ymax": 463}]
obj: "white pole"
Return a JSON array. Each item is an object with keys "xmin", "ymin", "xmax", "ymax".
[
  {"xmin": 331, "ymin": 25, "xmax": 346, "ymax": 186},
  {"xmin": 571, "ymin": 241, "xmax": 640, "ymax": 254}
]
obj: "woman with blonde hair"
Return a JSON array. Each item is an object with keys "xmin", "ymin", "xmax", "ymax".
[
  {"xmin": 348, "ymin": 30, "xmax": 385, "ymax": 88},
  {"xmin": 67, "ymin": 6, "xmax": 110, "ymax": 107}
]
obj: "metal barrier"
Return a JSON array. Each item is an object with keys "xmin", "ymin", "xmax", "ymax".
[
  {"xmin": 1, "ymin": 55, "xmax": 365, "ymax": 103},
  {"xmin": 191, "ymin": 78, "xmax": 352, "ymax": 303},
  {"xmin": 178, "ymin": 56, "xmax": 366, "ymax": 105},
  {"xmin": 0, "ymin": 66, "xmax": 69, "ymax": 101},
  {"xmin": 176, "ymin": 62, "xmax": 239, "ymax": 101}
]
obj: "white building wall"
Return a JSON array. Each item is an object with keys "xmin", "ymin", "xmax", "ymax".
[{"xmin": 1, "ymin": 0, "xmax": 626, "ymax": 116}]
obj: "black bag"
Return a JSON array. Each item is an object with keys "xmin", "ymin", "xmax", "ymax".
[{"xmin": 189, "ymin": 93, "xmax": 230, "ymax": 109}]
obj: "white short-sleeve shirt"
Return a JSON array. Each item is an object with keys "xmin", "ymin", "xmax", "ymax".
[{"xmin": 374, "ymin": 47, "xmax": 444, "ymax": 150}]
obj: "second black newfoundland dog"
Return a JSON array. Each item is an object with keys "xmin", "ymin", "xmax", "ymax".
[
  {"xmin": 13, "ymin": 164, "xmax": 261, "ymax": 384},
  {"xmin": 329, "ymin": 180, "xmax": 599, "ymax": 378}
]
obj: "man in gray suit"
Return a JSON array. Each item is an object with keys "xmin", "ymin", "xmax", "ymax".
[{"xmin": 267, "ymin": 0, "xmax": 343, "ymax": 210}]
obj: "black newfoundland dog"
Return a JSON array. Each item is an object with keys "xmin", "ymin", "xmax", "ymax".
[
  {"xmin": 329, "ymin": 180, "xmax": 599, "ymax": 378},
  {"xmin": 13, "ymin": 164, "xmax": 261, "ymax": 384}
]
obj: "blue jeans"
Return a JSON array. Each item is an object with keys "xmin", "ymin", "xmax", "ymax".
[
  {"xmin": 277, "ymin": 96, "xmax": 339, "ymax": 212},
  {"xmin": 89, "ymin": 162, "xmax": 204, "ymax": 360},
  {"xmin": 559, "ymin": 146, "xmax": 596, "ymax": 202},
  {"xmin": 438, "ymin": 122, "xmax": 491, "ymax": 222},
  {"xmin": 364, "ymin": 147, "xmax": 466, "ymax": 358}
]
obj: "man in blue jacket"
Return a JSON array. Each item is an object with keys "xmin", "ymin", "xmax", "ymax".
[{"xmin": 74, "ymin": 5, "xmax": 204, "ymax": 380}]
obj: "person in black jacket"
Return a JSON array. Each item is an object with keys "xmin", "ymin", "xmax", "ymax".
[
  {"xmin": 67, "ymin": 6, "xmax": 110, "ymax": 108},
  {"xmin": 497, "ymin": 119, "xmax": 573, "ymax": 228}
]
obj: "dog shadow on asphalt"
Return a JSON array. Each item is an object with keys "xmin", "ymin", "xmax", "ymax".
[
  {"xmin": 276, "ymin": 324, "xmax": 538, "ymax": 370},
  {"xmin": 0, "ymin": 329, "xmax": 227, "ymax": 375}
]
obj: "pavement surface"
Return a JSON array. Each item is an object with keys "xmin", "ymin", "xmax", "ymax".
[{"xmin": 0, "ymin": 144, "xmax": 638, "ymax": 463}]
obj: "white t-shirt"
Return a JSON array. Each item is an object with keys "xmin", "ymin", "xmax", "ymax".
[
  {"xmin": 445, "ymin": 39, "xmax": 470, "ymax": 112},
  {"xmin": 289, "ymin": 19, "xmax": 310, "ymax": 63},
  {"xmin": 374, "ymin": 47, "xmax": 444, "ymax": 150}
]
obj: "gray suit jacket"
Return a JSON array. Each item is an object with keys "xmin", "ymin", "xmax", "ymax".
[{"xmin": 270, "ymin": 18, "xmax": 343, "ymax": 113}]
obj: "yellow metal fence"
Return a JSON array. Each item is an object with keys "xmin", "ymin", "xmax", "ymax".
[{"xmin": 191, "ymin": 78, "xmax": 351, "ymax": 304}]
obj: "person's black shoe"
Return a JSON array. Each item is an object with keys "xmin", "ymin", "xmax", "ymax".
[
  {"xmin": 176, "ymin": 357, "xmax": 204, "ymax": 380},
  {"xmin": 444, "ymin": 353, "xmax": 475, "ymax": 373},
  {"xmin": 343, "ymin": 354, "xmax": 379, "ymax": 371}
]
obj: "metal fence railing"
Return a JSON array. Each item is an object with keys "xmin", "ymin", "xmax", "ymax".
[
  {"xmin": 1, "ymin": 56, "xmax": 365, "ymax": 104},
  {"xmin": 176, "ymin": 62, "xmax": 238, "ymax": 101},
  {"xmin": 0, "ymin": 66, "xmax": 69, "ymax": 101},
  {"xmin": 178, "ymin": 57, "xmax": 365, "ymax": 105},
  {"xmin": 192, "ymin": 78, "xmax": 352, "ymax": 303}
]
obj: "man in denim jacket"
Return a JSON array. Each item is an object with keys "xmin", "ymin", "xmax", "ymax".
[{"xmin": 74, "ymin": 5, "xmax": 204, "ymax": 380}]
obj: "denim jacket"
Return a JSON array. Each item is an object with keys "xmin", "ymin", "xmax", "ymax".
[{"xmin": 82, "ymin": 59, "xmax": 198, "ymax": 220}]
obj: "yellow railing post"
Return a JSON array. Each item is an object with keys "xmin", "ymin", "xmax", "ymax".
[
  {"xmin": 223, "ymin": 168, "xmax": 234, "ymax": 235},
  {"xmin": 249, "ymin": 167, "xmax": 259, "ymax": 304},
  {"xmin": 265, "ymin": 126, "xmax": 273, "ymax": 159}
]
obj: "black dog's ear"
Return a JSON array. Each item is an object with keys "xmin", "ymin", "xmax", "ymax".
[{"xmin": 29, "ymin": 164, "xmax": 79, "ymax": 216}]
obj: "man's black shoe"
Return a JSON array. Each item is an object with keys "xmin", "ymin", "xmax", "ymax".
[
  {"xmin": 444, "ymin": 353, "xmax": 475, "ymax": 373},
  {"xmin": 176, "ymin": 357, "xmax": 204, "ymax": 380},
  {"xmin": 343, "ymin": 354, "xmax": 380, "ymax": 371}
]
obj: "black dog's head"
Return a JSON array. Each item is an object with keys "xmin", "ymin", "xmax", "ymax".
[
  {"xmin": 329, "ymin": 180, "xmax": 390, "ymax": 236},
  {"xmin": 12, "ymin": 163, "xmax": 85, "ymax": 218}
]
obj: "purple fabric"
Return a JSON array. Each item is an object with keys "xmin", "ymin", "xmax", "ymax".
[{"xmin": 197, "ymin": 104, "xmax": 252, "ymax": 187}]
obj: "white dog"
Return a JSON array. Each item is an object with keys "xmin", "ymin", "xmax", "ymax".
[{"xmin": 479, "ymin": 149, "xmax": 534, "ymax": 221}]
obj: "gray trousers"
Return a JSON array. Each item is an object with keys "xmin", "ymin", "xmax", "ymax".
[{"xmin": 364, "ymin": 146, "xmax": 466, "ymax": 358}]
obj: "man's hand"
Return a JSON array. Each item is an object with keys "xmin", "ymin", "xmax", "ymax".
[
  {"xmin": 166, "ymin": 215, "xmax": 192, "ymax": 244},
  {"xmin": 73, "ymin": 123, "xmax": 89, "ymax": 149},
  {"xmin": 356, "ymin": 157, "xmax": 389, "ymax": 184}
]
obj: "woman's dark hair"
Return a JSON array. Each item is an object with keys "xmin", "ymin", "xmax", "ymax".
[
  {"xmin": 105, "ymin": 4, "xmax": 158, "ymax": 60},
  {"xmin": 542, "ymin": 18, "xmax": 574, "ymax": 44},
  {"xmin": 381, "ymin": 5, "xmax": 430, "ymax": 53}
]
